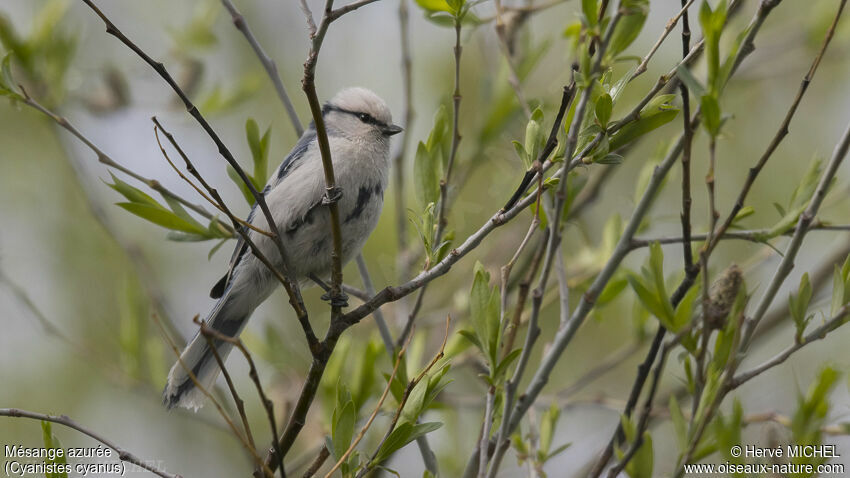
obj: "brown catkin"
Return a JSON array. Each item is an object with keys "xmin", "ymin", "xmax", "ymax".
[{"xmin": 705, "ymin": 264, "xmax": 744, "ymax": 330}]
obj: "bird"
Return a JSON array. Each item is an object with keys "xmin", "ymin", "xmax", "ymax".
[{"xmin": 163, "ymin": 87, "xmax": 402, "ymax": 410}]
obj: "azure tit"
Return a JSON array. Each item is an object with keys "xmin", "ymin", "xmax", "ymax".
[{"xmin": 164, "ymin": 87, "xmax": 402, "ymax": 410}]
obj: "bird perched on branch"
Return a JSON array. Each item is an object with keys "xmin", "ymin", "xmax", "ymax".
[{"xmin": 163, "ymin": 87, "xmax": 402, "ymax": 410}]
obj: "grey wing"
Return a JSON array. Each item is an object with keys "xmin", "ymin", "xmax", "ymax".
[{"xmin": 210, "ymin": 129, "xmax": 316, "ymax": 299}]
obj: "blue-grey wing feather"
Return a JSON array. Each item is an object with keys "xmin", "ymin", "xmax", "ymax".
[{"xmin": 210, "ymin": 128, "xmax": 316, "ymax": 298}]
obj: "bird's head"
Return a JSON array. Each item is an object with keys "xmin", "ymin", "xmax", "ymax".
[{"xmin": 321, "ymin": 87, "xmax": 403, "ymax": 140}]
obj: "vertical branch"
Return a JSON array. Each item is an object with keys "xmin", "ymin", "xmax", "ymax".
[
  {"xmin": 678, "ymin": 0, "xmax": 695, "ymax": 274},
  {"xmin": 396, "ymin": 11, "xmax": 464, "ymax": 349},
  {"xmin": 299, "ymin": 0, "xmax": 350, "ymax": 316},
  {"xmin": 435, "ymin": 17, "xmax": 464, "ymax": 243}
]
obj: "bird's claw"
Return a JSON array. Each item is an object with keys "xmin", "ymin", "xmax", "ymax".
[
  {"xmin": 322, "ymin": 186, "xmax": 343, "ymax": 205},
  {"xmin": 321, "ymin": 290, "xmax": 349, "ymax": 308}
]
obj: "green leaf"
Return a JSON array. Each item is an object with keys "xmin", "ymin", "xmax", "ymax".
[
  {"xmin": 597, "ymin": 153, "xmax": 624, "ymax": 165},
  {"xmin": 607, "ymin": 0, "xmax": 649, "ymax": 58},
  {"xmin": 208, "ymin": 237, "xmax": 229, "ymax": 259},
  {"xmin": 538, "ymin": 402, "xmax": 561, "ymax": 457},
  {"xmin": 597, "ymin": 275, "xmax": 628, "ymax": 306},
  {"xmin": 401, "ymin": 378, "xmax": 429, "ymax": 424},
  {"xmin": 246, "ymin": 118, "xmax": 271, "ymax": 187},
  {"xmin": 627, "ymin": 273, "xmax": 668, "ymax": 327},
  {"xmin": 163, "ymin": 195, "xmax": 205, "ymax": 232},
  {"xmin": 648, "ymin": 243, "xmax": 674, "ymax": 317},
  {"xmin": 830, "ymin": 266, "xmax": 845, "ymax": 317},
  {"xmin": 492, "ymin": 348, "xmax": 523, "ymax": 381},
  {"xmin": 414, "ymin": 141, "xmax": 442, "ymax": 207},
  {"xmin": 701, "ymin": 94, "xmax": 722, "ymax": 137},
  {"xmin": 427, "ymin": 105, "xmax": 449, "ymax": 151},
  {"xmin": 731, "ymin": 206, "xmax": 755, "ymax": 228},
  {"xmin": 470, "ymin": 262, "xmax": 501, "ymax": 369},
  {"xmin": 625, "ymin": 432, "xmax": 653, "ymax": 478},
  {"xmin": 41, "ymin": 421, "xmax": 68, "ymax": 478},
  {"xmin": 105, "ymin": 172, "xmax": 160, "ymax": 206},
  {"xmin": 669, "ymin": 395, "xmax": 687, "ymax": 450},
  {"xmin": 512, "ymin": 141, "xmax": 528, "ymax": 167},
  {"xmin": 789, "ymin": 158, "xmax": 823, "ymax": 209},
  {"xmin": 609, "ymin": 109, "xmax": 679, "ymax": 151},
  {"xmin": 415, "ymin": 0, "xmax": 454, "ymax": 13},
  {"xmin": 582, "ymin": 0, "xmax": 598, "ymax": 27},
  {"xmin": 227, "ymin": 164, "xmax": 256, "ymax": 205},
  {"xmin": 546, "ymin": 443, "xmax": 572, "ymax": 461},
  {"xmin": 628, "ymin": 243, "xmax": 678, "ymax": 330},
  {"xmin": 791, "ymin": 272, "xmax": 813, "ymax": 341},
  {"xmin": 372, "ymin": 422, "xmax": 443, "ymax": 465},
  {"xmin": 675, "ymin": 65, "xmax": 706, "ymax": 99},
  {"xmin": 116, "ymin": 202, "xmax": 208, "ymax": 235},
  {"xmin": 524, "ymin": 109, "xmax": 543, "ymax": 167},
  {"xmin": 332, "ymin": 400, "xmax": 356, "ymax": 459},
  {"xmin": 458, "ymin": 329, "xmax": 484, "ymax": 353},
  {"xmin": 641, "ymin": 94, "xmax": 677, "ymax": 116},
  {"xmin": 672, "ymin": 276, "xmax": 700, "ymax": 332},
  {"xmin": 595, "ymin": 93, "xmax": 613, "ymax": 127},
  {"xmin": 699, "ymin": 0, "xmax": 727, "ymax": 93},
  {"xmin": 166, "ymin": 231, "xmax": 212, "ymax": 242},
  {"xmin": 0, "ymin": 53, "xmax": 23, "ymax": 100}
]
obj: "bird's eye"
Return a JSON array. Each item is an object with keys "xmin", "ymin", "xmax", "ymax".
[{"xmin": 357, "ymin": 113, "xmax": 371, "ymax": 123}]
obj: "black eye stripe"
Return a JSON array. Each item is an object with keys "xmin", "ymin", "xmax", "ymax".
[{"xmin": 322, "ymin": 104, "xmax": 386, "ymax": 127}]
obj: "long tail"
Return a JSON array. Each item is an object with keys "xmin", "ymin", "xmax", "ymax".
[{"xmin": 163, "ymin": 280, "xmax": 261, "ymax": 410}]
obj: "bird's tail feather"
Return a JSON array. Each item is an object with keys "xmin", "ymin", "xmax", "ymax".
[{"xmin": 163, "ymin": 285, "xmax": 252, "ymax": 410}]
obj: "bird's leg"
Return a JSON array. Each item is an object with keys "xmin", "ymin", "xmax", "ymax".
[
  {"xmin": 309, "ymin": 274, "xmax": 331, "ymax": 292},
  {"xmin": 309, "ymin": 273, "xmax": 349, "ymax": 308}
]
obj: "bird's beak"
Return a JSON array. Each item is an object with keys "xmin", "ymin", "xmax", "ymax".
[{"xmin": 382, "ymin": 124, "xmax": 404, "ymax": 136}]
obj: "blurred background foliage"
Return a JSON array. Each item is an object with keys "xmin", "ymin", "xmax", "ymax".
[{"xmin": 1, "ymin": 0, "xmax": 850, "ymax": 476}]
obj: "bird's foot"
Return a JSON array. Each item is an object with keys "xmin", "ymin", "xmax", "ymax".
[
  {"xmin": 322, "ymin": 186, "xmax": 343, "ymax": 205},
  {"xmin": 321, "ymin": 290, "xmax": 349, "ymax": 308}
]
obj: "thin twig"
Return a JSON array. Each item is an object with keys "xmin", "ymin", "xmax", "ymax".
[
  {"xmin": 632, "ymin": 0, "xmax": 697, "ymax": 79},
  {"xmin": 630, "ymin": 222, "xmax": 850, "ymax": 248},
  {"xmin": 435, "ymin": 16, "xmax": 464, "ymax": 246},
  {"xmin": 0, "ymin": 409, "xmax": 182, "ymax": 478}
]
